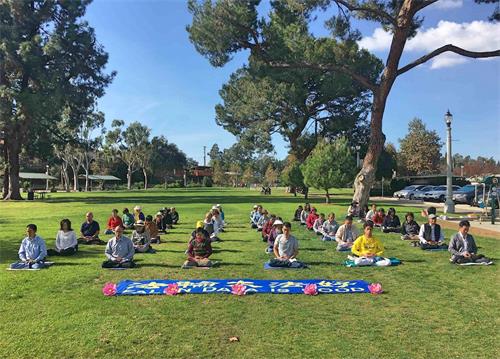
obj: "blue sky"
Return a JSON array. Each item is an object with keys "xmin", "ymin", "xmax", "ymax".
[{"xmin": 85, "ymin": 0, "xmax": 500, "ymax": 164}]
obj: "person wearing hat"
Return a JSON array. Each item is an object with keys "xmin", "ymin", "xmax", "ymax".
[
  {"xmin": 122, "ymin": 208, "xmax": 135, "ymax": 230},
  {"xmin": 250, "ymin": 205, "xmax": 258, "ymax": 224},
  {"xmin": 155, "ymin": 211, "xmax": 166, "ymax": 233},
  {"xmin": 335, "ymin": 215, "xmax": 358, "ymax": 250},
  {"xmin": 145, "ymin": 215, "xmax": 160, "ymax": 244},
  {"xmin": 448, "ymin": 220, "xmax": 492, "ymax": 265},
  {"xmin": 418, "ymin": 214, "xmax": 446, "ymax": 250},
  {"xmin": 131, "ymin": 220, "xmax": 154, "ymax": 253},
  {"xmin": 171, "ymin": 207, "xmax": 179, "ymax": 225},
  {"xmin": 266, "ymin": 218, "xmax": 283, "ymax": 254},
  {"xmin": 182, "ymin": 227, "xmax": 213, "ymax": 269},
  {"xmin": 102, "ymin": 226, "xmax": 136, "ymax": 269}
]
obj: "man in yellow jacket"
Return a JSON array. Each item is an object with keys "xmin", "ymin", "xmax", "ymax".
[{"xmin": 350, "ymin": 222, "xmax": 391, "ymax": 266}]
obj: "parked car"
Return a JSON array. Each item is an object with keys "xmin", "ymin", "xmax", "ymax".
[
  {"xmin": 425, "ymin": 185, "xmax": 461, "ymax": 202},
  {"xmin": 393, "ymin": 185, "xmax": 427, "ymax": 199},
  {"xmin": 453, "ymin": 185, "xmax": 482, "ymax": 205},
  {"xmin": 413, "ymin": 185, "xmax": 438, "ymax": 200}
]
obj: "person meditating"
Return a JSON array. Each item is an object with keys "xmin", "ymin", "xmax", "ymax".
[
  {"xmin": 79, "ymin": 212, "xmax": 104, "ymax": 245},
  {"xmin": 335, "ymin": 215, "xmax": 358, "ymax": 251},
  {"xmin": 122, "ymin": 208, "xmax": 135, "ymax": 230},
  {"xmin": 418, "ymin": 214, "xmax": 447, "ymax": 250},
  {"xmin": 401, "ymin": 212, "xmax": 420, "ymax": 241},
  {"xmin": 131, "ymin": 220, "xmax": 154, "ymax": 253},
  {"xmin": 349, "ymin": 222, "xmax": 390, "ymax": 266},
  {"xmin": 105, "ymin": 209, "xmax": 123, "ymax": 235},
  {"xmin": 321, "ymin": 213, "xmax": 338, "ymax": 241},
  {"xmin": 133, "ymin": 206, "xmax": 145, "ymax": 222},
  {"xmin": 145, "ymin": 215, "xmax": 161, "ymax": 244},
  {"xmin": 306, "ymin": 207, "xmax": 319, "ymax": 230},
  {"xmin": 293, "ymin": 205, "xmax": 303, "ymax": 221},
  {"xmin": 47, "ymin": 219, "xmax": 78, "ymax": 256},
  {"xmin": 266, "ymin": 219, "xmax": 283, "ymax": 253},
  {"xmin": 382, "ymin": 208, "xmax": 401, "ymax": 233},
  {"xmin": 171, "ymin": 207, "xmax": 179, "ymax": 224},
  {"xmin": 347, "ymin": 201, "xmax": 360, "ymax": 218},
  {"xmin": 102, "ymin": 226, "xmax": 136, "ymax": 268},
  {"xmin": 365, "ymin": 204, "xmax": 377, "ymax": 223},
  {"xmin": 300, "ymin": 203, "xmax": 311, "ymax": 226},
  {"xmin": 10, "ymin": 224, "xmax": 48, "ymax": 270},
  {"xmin": 372, "ymin": 208, "xmax": 385, "ymax": 227},
  {"xmin": 313, "ymin": 213, "xmax": 326, "ymax": 235},
  {"xmin": 448, "ymin": 220, "xmax": 493, "ymax": 265},
  {"xmin": 270, "ymin": 222, "xmax": 304, "ymax": 268},
  {"xmin": 182, "ymin": 227, "xmax": 213, "ymax": 269}
]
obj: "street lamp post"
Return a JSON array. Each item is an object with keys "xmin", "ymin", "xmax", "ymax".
[
  {"xmin": 460, "ymin": 165, "xmax": 464, "ymax": 177},
  {"xmin": 444, "ymin": 110, "xmax": 455, "ymax": 213},
  {"xmin": 45, "ymin": 165, "xmax": 50, "ymax": 192}
]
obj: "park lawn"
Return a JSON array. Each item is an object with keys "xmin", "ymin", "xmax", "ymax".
[{"xmin": 0, "ymin": 188, "xmax": 498, "ymax": 359}]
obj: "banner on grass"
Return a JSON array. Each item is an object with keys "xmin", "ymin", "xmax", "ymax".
[{"xmin": 116, "ymin": 279, "xmax": 370, "ymax": 295}]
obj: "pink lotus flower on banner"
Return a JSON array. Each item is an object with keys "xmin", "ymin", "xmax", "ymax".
[
  {"xmin": 231, "ymin": 283, "xmax": 247, "ymax": 296},
  {"xmin": 102, "ymin": 282, "xmax": 117, "ymax": 296},
  {"xmin": 368, "ymin": 283, "xmax": 383, "ymax": 295},
  {"xmin": 303, "ymin": 283, "xmax": 318, "ymax": 296},
  {"xmin": 164, "ymin": 283, "xmax": 179, "ymax": 296}
]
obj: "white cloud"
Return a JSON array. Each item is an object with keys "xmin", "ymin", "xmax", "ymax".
[
  {"xmin": 358, "ymin": 20, "xmax": 500, "ymax": 69},
  {"xmin": 431, "ymin": 0, "xmax": 463, "ymax": 9}
]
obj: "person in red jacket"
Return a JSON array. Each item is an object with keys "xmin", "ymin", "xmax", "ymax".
[
  {"xmin": 372, "ymin": 208, "xmax": 385, "ymax": 227},
  {"xmin": 105, "ymin": 209, "xmax": 123, "ymax": 234},
  {"xmin": 306, "ymin": 207, "xmax": 319, "ymax": 230}
]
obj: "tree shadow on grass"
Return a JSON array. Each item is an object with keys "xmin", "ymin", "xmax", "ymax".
[
  {"xmin": 401, "ymin": 259, "xmax": 426, "ymax": 263},
  {"xmin": 301, "ymin": 248, "xmax": 326, "ymax": 252},
  {"xmin": 212, "ymin": 249, "xmax": 241, "ymax": 253},
  {"xmin": 51, "ymin": 262, "xmax": 90, "ymax": 266},
  {"xmin": 306, "ymin": 261, "xmax": 334, "ymax": 265}
]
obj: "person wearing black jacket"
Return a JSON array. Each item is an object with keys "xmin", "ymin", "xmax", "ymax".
[
  {"xmin": 382, "ymin": 208, "xmax": 401, "ymax": 233},
  {"xmin": 401, "ymin": 212, "xmax": 420, "ymax": 240}
]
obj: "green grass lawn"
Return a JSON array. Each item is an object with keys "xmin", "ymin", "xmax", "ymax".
[{"xmin": 0, "ymin": 188, "xmax": 498, "ymax": 359}]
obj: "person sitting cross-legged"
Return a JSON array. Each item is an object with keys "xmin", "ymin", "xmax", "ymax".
[
  {"xmin": 133, "ymin": 206, "xmax": 145, "ymax": 222},
  {"xmin": 313, "ymin": 213, "xmax": 326, "ymax": 235},
  {"xmin": 418, "ymin": 214, "xmax": 447, "ymax": 250},
  {"xmin": 293, "ymin": 205, "xmax": 303, "ymax": 222},
  {"xmin": 122, "ymin": 208, "xmax": 135, "ymax": 230},
  {"xmin": 321, "ymin": 213, "xmax": 339, "ymax": 241},
  {"xmin": 102, "ymin": 226, "xmax": 136, "ymax": 268},
  {"xmin": 47, "ymin": 219, "xmax": 78, "ymax": 256},
  {"xmin": 212, "ymin": 207, "xmax": 225, "ymax": 233},
  {"xmin": 262, "ymin": 214, "xmax": 276, "ymax": 243},
  {"xmin": 266, "ymin": 219, "xmax": 283, "ymax": 253},
  {"xmin": 365, "ymin": 204, "xmax": 377, "ymax": 223},
  {"xmin": 131, "ymin": 220, "xmax": 154, "ymax": 253},
  {"xmin": 270, "ymin": 222, "xmax": 305, "ymax": 268},
  {"xmin": 372, "ymin": 208, "xmax": 385, "ymax": 227},
  {"xmin": 347, "ymin": 201, "xmax": 360, "ymax": 218},
  {"xmin": 382, "ymin": 208, "xmax": 401, "ymax": 233},
  {"xmin": 257, "ymin": 209, "xmax": 270, "ymax": 232},
  {"xmin": 335, "ymin": 215, "xmax": 358, "ymax": 251},
  {"xmin": 145, "ymin": 215, "xmax": 161, "ymax": 244},
  {"xmin": 300, "ymin": 203, "xmax": 311, "ymax": 226},
  {"xmin": 306, "ymin": 207, "xmax": 319, "ymax": 230},
  {"xmin": 79, "ymin": 212, "xmax": 104, "ymax": 245},
  {"xmin": 251, "ymin": 205, "xmax": 263, "ymax": 229},
  {"xmin": 105, "ymin": 209, "xmax": 123, "ymax": 235},
  {"xmin": 170, "ymin": 207, "xmax": 179, "ymax": 225},
  {"xmin": 349, "ymin": 222, "xmax": 391, "ymax": 266},
  {"xmin": 401, "ymin": 212, "xmax": 420, "ymax": 241},
  {"xmin": 182, "ymin": 227, "xmax": 213, "ymax": 269},
  {"xmin": 10, "ymin": 224, "xmax": 48, "ymax": 270},
  {"xmin": 448, "ymin": 220, "xmax": 493, "ymax": 265}
]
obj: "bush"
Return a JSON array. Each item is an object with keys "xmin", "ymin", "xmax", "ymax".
[{"xmin": 202, "ymin": 176, "xmax": 213, "ymax": 187}]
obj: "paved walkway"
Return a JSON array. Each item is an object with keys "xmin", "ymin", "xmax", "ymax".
[{"xmin": 372, "ymin": 197, "xmax": 500, "ymax": 238}]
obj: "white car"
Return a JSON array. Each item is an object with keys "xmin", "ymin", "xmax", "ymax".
[
  {"xmin": 393, "ymin": 185, "xmax": 427, "ymax": 199},
  {"xmin": 425, "ymin": 185, "xmax": 461, "ymax": 202},
  {"xmin": 413, "ymin": 185, "xmax": 437, "ymax": 200}
]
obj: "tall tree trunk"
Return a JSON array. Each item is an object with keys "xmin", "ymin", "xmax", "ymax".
[
  {"xmin": 4, "ymin": 136, "xmax": 22, "ymax": 200},
  {"xmin": 2, "ymin": 145, "xmax": 9, "ymax": 199},
  {"xmin": 325, "ymin": 188, "xmax": 330, "ymax": 204},
  {"xmin": 142, "ymin": 168, "xmax": 148, "ymax": 190},
  {"xmin": 84, "ymin": 168, "xmax": 89, "ymax": 192},
  {"xmin": 61, "ymin": 161, "xmax": 70, "ymax": 192},
  {"xmin": 127, "ymin": 165, "xmax": 132, "ymax": 190}
]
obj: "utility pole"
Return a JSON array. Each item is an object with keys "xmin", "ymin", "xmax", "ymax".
[{"xmin": 203, "ymin": 146, "xmax": 206, "ymax": 166}]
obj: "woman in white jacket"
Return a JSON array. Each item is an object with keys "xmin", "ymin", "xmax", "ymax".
[{"xmin": 48, "ymin": 219, "xmax": 78, "ymax": 256}]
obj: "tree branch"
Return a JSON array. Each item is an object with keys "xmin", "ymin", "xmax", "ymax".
[
  {"xmin": 397, "ymin": 44, "xmax": 500, "ymax": 76},
  {"xmin": 333, "ymin": 0, "xmax": 397, "ymax": 27},
  {"xmin": 269, "ymin": 61, "xmax": 379, "ymax": 92}
]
